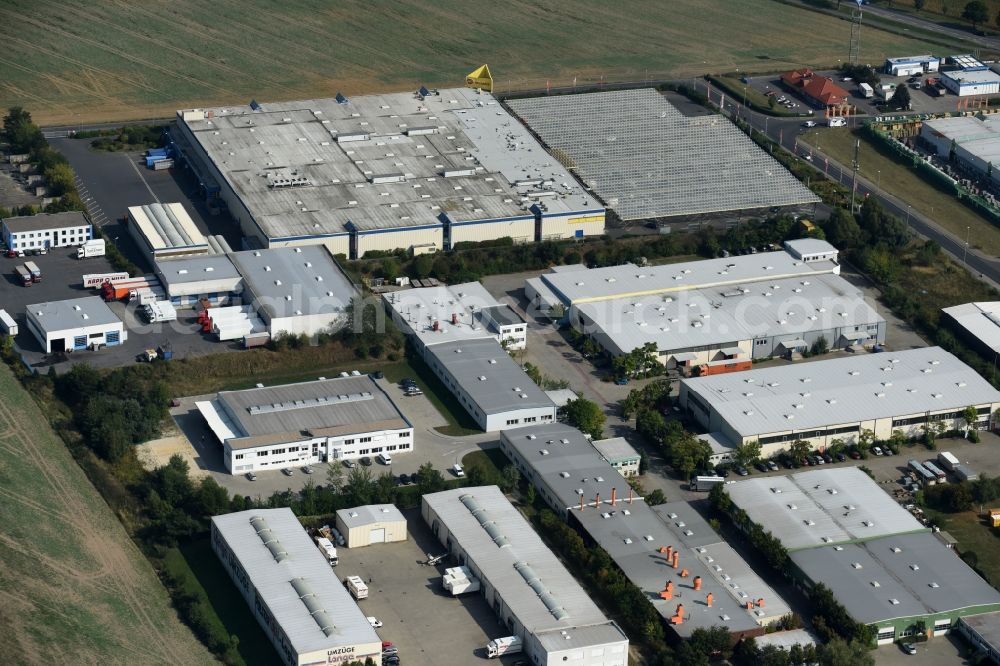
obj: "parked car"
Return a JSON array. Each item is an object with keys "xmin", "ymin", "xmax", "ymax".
[
  {"xmin": 901, "ymin": 643, "xmax": 917, "ymax": 655},
  {"xmin": 360, "ymin": 456, "xmax": 372, "ymax": 466},
  {"xmin": 398, "ymin": 473, "xmax": 410, "ymax": 485},
  {"xmin": 246, "ymin": 471, "xmax": 257, "ymax": 481},
  {"xmin": 400, "ymin": 378, "xmax": 415, "ymax": 386},
  {"xmin": 614, "ymin": 377, "xmax": 629, "ymax": 385},
  {"xmin": 452, "ymin": 463, "xmax": 465, "ymax": 477},
  {"xmin": 301, "ymin": 465, "xmax": 313, "ymax": 474},
  {"xmin": 715, "ymin": 465, "xmax": 730, "ymax": 478},
  {"xmin": 377, "ymin": 453, "xmax": 392, "ymax": 465},
  {"xmin": 872, "ymin": 446, "xmax": 884, "ymax": 456},
  {"xmin": 836, "ymin": 452, "xmax": 847, "ymax": 462},
  {"xmin": 803, "ymin": 120, "xmax": 817, "ymax": 128},
  {"xmin": 343, "ymin": 459, "xmax": 357, "ymax": 468},
  {"xmin": 405, "ymin": 387, "xmax": 423, "ymax": 396},
  {"xmin": 367, "ymin": 617, "xmax": 383, "ymax": 628},
  {"xmin": 767, "ymin": 460, "xmax": 779, "ymax": 471},
  {"xmin": 849, "ymin": 450, "xmax": 862, "ymax": 460},
  {"xmin": 755, "ymin": 462, "xmax": 769, "ymax": 473},
  {"xmin": 369, "ymin": 370, "xmax": 384, "ymax": 379},
  {"xmin": 281, "ymin": 468, "xmax": 293, "ymax": 476},
  {"xmin": 735, "ymin": 466, "xmax": 749, "ymax": 476},
  {"xmin": 822, "ymin": 454, "xmax": 833, "ymax": 464}
]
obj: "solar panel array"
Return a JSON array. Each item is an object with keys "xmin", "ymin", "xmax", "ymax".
[{"xmin": 508, "ymin": 89, "xmax": 820, "ymax": 221}]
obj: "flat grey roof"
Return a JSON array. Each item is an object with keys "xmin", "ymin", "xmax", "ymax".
[
  {"xmin": 944, "ymin": 69, "xmax": 1000, "ymax": 84},
  {"xmin": 943, "ymin": 302, "xmax": 1000, "ymax": 355},
  {"xmin": 155, "ymin": 254, "xmax": 242, "ymax": 286},
  {"xmin": 575, "ymin": 272, "xmax": 882, "ymax": 356},
  {"xmin": 960, "ymin": 610, "xmax": 1000, "ymax": 643},
  {"xmin": 499, "ymin": 424, "xmax": 792, "ymax": 635},
  {"xmin": 507, "ymin": 88, "xmax": 819, "ymax": 221},
  {"xmin": 336, "ymin": 504, "xmax": 405, "ymax": 530},
  {"xmin": 482, "ymin": 304, "xmax": 523, "ymax": 327},
  {"xmin": 423, "ymin": 486, "xmax": 626, "ymax": 642},
  {"xmin": 726, "ymin": 468, "xmax": 926, "ymax": 551},
  {"xmin": 784, "ymin": 238, "xmax": 837, "ymax": 258},
  {"xmin": 26, "ymin": 296, "xmax": 121, "ymax": 332},
  {"xmin": 212, "ymin": 375, "xmax": 409, "ymax": 449},
  {"xmin": 211, "ymin": 508, "xmax": 380, "ymax": 655},
  {"xmin": 230, "ymin": 245, "xmax": 357, "ymax": 319},
  {"xmin": 591, "ymin": 437, "xmax": 640, "ymax": 462},
  {"xmin": 178, "ymin": 89, "xmax": 597, "ymax": 241},
  {"xmin": 426, "ymin": 338, "xmax": 554, "ymax": 415},
  {"xmin": 2, "ymin": 211, "xmax": 88, "ymax": 233},
  {"xmin": 536, "ymin": 244, "xmax": 839, "ymax": 306},
  {"xmin": 383, "ymin": 281, "xmax": 503, "ymax": 346},
  {"xmin": 922, "ymin": 116, "xmax": 1000, "ymax": 166},
  {"xmin": 681, "ymin": 347, "xmax": 1000, "ymax": 438},
  {"xmin": 792, "ymin": 532, "xmax": 1000, "ymax": 625}
]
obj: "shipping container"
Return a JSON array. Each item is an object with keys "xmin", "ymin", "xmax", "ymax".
[
  {"xmin": 0, "ymin": 309, "xmax": 17, "ymax": 336},
  {"xmin": 937, "ymin": 451, "xmax": 959, "ymax": 472}
]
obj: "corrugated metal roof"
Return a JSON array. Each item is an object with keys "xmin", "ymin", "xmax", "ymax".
[
  {"xmin": 681, "ymin": 347, "xmax": 1000, "ymax": 438},
  {"xmin": 423, "ymin": 487, "xmax": 626, "ymax": 645},
  {"xmin": 943, "ymin": 302, "xmax": 1000, "ymax": 355},
  {"xmin": 212, "ymin": 508, "xmax": 380, "ymax": 656}
]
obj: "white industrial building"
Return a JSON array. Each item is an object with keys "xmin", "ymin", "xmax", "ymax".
[
  {"xmin": 25, "ymin": 296, "xmax": 126, "ymax": 353},
  {"xmin": 197, "ymin": 375, "xmax": 413, "ymax": 474},
  {"xmin": 941, "ymin": 69, "xmax": 1000, "ymax": 97},
  {"xmin": 942, "ymin": 301, "xmax": 1000, "ymax": 357},
  {"xmin": 335, "ymin": 504, "xmax": 407, "ymax": 548},
  {"xmin": 527, "ymin": 239, "xmax": 884, "ymax": 369},
  {"xmin": 2, "ymin": 211, "xmax": 91, "ymax": 252},
  {"xmin": 211, "ymin": 508, "xmax": 383, "ymax": 665},
  {"xmin": 175, "ymin": 88, "xmax": 604, "ymax": 259},
  {"xmin": 155, "ymin": 254, "xmax": 243, "ymax": 306},
  {"xmin": 230, "ymin": 245, "xmax": 357, "ymax": 338},
  {"xmin": 921, "ymin": 115, "xmax": 1000, "ymax": 186},
  {"xmin": 127, "ymin": 203, "xmax": 211, "ymax": 259},
  {"xmin": 384, "ymin": 281, "xmax": 526, "ymax": 351},
  {"xmin": 498, "ymin": 423, "xmax": 792, "ymax": 639},
  {"xmin": 591, "ymin": 437, "xmax": 641, "ymax": 477},
  {"xmin": 679, "ymin": 347, "xmax": 1000, "ymax": 457},
  {"xmin": 725, "ymin": 468, "xmax": 1000, "ymax": 644},
  {"xmin": 383, "ymin": 281, "xmax": 552, "ymax": 431},
  {"xmin": 884, "ymin": 55, "xmax": 940, "ymax": 76},
  {"xmin": 422, "ymin": 486, "xmax": 630, "ymax": 665}
]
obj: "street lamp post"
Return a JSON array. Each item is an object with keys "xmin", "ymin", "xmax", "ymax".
[
  {"xmin": 876, "ymin": 169, "xmax": 881, "ymax": 193},
  {"xmin": 963, "ymin": 225, "xmax": 971, "ymax": 265},
  {"xmin": 905, "ymin": 205, "xmax": 911, "ymax": 231}
]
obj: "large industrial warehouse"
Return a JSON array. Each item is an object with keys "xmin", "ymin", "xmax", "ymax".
[
  {"xmin": 507, "ymin": 88, "xmax": 820, "ymax": 222},
  {"xmin": 211, "ymin": 508, "xmax": 383, "ymax": 665},
  {"xmin": 383, "ymin": 281, "xmax": 554, "ymax": 431},
  {"xmin": 175, "ymin": 88, "xmax": 604, "ymax": 258},
  {"xmin": 197, "ymin": 375, "xmax": 413, "ymax": 474},
  {"xmin": 679, "ymin": 346, "xmax": 1000, "ymax": 457},
  {"xmin": 527, "ymin": 239, "xmax": 883, "ymax": 368},
  {"xmin": 155, "ymin": 254, "xmax": 243, "ymax": 306},
  {"xmin": 942, "ymin": 301, "xmax": 1000, "ymax": 357},
  {"xmin": 920, "ymin": 116, "xmax": 1000, "ymax": 186},
  {"xmin": 127, "ymin": 202, "xmax": 211, "ymax": 260},
  {"xmin": 725, "ymin": 468, "xmax": 1000, "ymax": 644},
  {"xmin": 230, "ymin": 245, "xmax": 357, "ymax": 338},
  {"xmin": 422, "ymin": 486, "xmax": 630, "ymax": 665},
  {"xmin": 498, "ymin": 423, "xmax": 792, "ymax": 639}
]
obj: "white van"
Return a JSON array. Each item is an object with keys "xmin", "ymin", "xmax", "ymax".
[
  {"xmin": 377, "ymin": 453, "xmax": 393, "ymax": 465},
  {"xmin": 827, "ymin": 117, "xmax": 847, "ymax": 127}
]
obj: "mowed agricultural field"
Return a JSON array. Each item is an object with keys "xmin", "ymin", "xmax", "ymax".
[
  {"xmin": 0, "ymin": 0, "xmax": 943, "ymax": 125},
  {"xmin": 0, "ymin": 365, "xmax": 213, "ymax": 665}
]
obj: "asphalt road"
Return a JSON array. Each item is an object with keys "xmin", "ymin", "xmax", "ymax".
[
  {"xmin": 860, "ymin": 4, "xmax": 1000, "ymax": 52},
  {"xmin": 726, "ymin": 105, "xmax": 1000, "ymax": 288}
]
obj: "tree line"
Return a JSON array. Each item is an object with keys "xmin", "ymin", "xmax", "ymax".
[{"xmin": 2, "ymin": 107, "xmax": 86, "ymax": 213}]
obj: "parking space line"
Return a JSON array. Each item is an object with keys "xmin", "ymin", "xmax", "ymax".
[{"xmin": 125, "ymin": 154, "xmax": 160, "ymax": 203}]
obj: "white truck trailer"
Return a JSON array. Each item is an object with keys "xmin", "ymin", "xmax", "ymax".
[
  {"xmin": 315, "ymin": 536, "xmax": 339, "ymax": 567},
  {"xmin": 859, "ymin": 82, "xmax": 874, "ymax": 98},
  {"xmin": 937, "ymin": 451, "xmax": 960, "ymax": 472},
  {"xmin": 443, "ymin": 566, "xmax": 481, "ymax": 595},
  {"xmin": 77, "ymin": 238, "xmax": 106, "ymax": 259},
  {"xmin": 690, "ymin": 475, "xmax": 725, "ymax": 492},
  {"xmin": 487, "ymin": 636, "xmax": 523, "ymax": 658},
  {"xmin": 345, "ymin": 575, "xmax": 368, "ymax": 600},
  {"xmin": 0, "ymin": 309, "xmax": 17, "ymax": 336}
]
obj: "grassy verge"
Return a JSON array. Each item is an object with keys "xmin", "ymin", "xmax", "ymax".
[
  {"xmin": 382, "ymin": 354, "xmax": 481, "ymax": 436},
  {"xmin": 462, "ymin": 448, "xmax": 510, "ymax": 478},
  {"xmin": 165, "ymin": 539, "xmax": 279, "ymax": 666},
  {"xmin": 800, "ymin": 127, "xmax": 1000, "ymax": 256}
]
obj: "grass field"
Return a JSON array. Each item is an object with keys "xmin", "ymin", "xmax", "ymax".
[
  {"xmin": 925, "ymin": 510, "xmax": 1000, "ymax": 586},
  {"xmin": 0, "ymin": 364, "xmax": 213, "ymax": 664},
  {"xmin": 0, "ymin": 0, "xmax": 943, "ymax": 125},
  {"xmin": 801, "ymin": 127, "xmax": 1000, "ymax": 256}
]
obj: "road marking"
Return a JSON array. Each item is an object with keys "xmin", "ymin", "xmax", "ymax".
[{"xmin": 125, "ymin": 154, "xmax": 159, "ymax": 203}]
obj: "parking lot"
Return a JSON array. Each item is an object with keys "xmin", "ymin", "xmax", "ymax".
[{"xmin": 335, "ymin": 508, "xmax": 516, "ymax": 666}]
